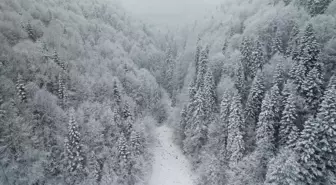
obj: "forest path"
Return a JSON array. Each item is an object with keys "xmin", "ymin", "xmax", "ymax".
[{"xmin": 148, "ymin": 124, "xmax": 195, "ymax": 185}]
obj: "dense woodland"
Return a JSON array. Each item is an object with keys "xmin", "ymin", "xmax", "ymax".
[{"xmin": 1, "ymin": 0, "xmax": 336, "ymax": 185}]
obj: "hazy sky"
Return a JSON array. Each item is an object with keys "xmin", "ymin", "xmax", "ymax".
[{"xmin": 120, "ymin": 0, "xmax": 223, "ymax": 28}]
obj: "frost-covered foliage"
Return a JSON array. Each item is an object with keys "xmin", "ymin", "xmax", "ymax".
[
  {"xmin": 173, "ymin": 0, "xmax": 336, "ymax": 184},
  {"xmin": 0, "ymin": 0, "xmax": 163, "ymax": 184}
]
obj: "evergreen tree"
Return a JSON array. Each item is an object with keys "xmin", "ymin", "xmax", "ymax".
[
  {"xmin": 113, "ymin": 80, "xmax": 122, "ymax": 107},
  {"xmin": 203, "ymin": 67, "xmax": 217, "ymax": 114},
  {"xmin": 295, "ymin": 117, "xmax": 323, "ymax": 184},
  {"xmin": 300, "ymin": 0, "xmax": 333, "ymax": 16},
  {"xmin": 227, "ymin": 92, "xmax": 245, "ymax": 166},
  {"xmin": 117, "ymin": 133, "xmax": 130, "ymax": 163},
  {"xmin": 298, "ymin": 24, "xmax": 320, "ymax": 74},
  {"xmin": 53, "ymin": 50, "xmax": 61, "ymax": 66},
  {"xmin": 87, "ymin": 151, "xmax": 102, "ymax": 185},
  {"xmin": 65, "ymin": 109, "xmax": 85, "ymax": 175},
  {"xmin": 25, "ymin": 21, "xmax": 36, "ymax": 42},
  {"xmin": 16, "ymin": 74, "xmax": 27, "ymax": 103},
  {"xmin": 273, "ymin": 64, "xmax": 285, "ymax": 91},
  {"xmin": 196, "ymin": 48, "xmax": 209, "ymax": 91},
  {"xmin": 179, "ymin": 105, "xmax": 188, "ymax": 145},
  {"xmin": 302, "ymin": 67, "xmax": 323, "ymax": 115},
  {"xmin": 315, "ymin": 75, "xmax": 336, "ymax": 180},
  {"xmin": 272, "ymin": 33, "xmax": 283, "ymax": 55},
  {"xmin": 130, "ymin": 130, "xmax": 143, "ymax": 156},
  {"xmin": 240, "ymin": 37, "xmax": 254, "ymax": 80},
  {"xmin": 256, "ymin": 85, "xmax": 281, "ymax": 163},
  {"xmin": 251, "ymin": 39, "xmax": 265, "ymax": 77},
  {"xmin": 286, "ymin": 24, "xmax": 300, "ymax": 58},
  {"xmin": 234, "ymin": 62, "xmax": 247, "ymax": 101},
  {"xmin": 245, "ymin": 71, "xmax": 266, "ymax": 129},
  {"xmin": 292, "ymin": 61, "xmax": 306, "ymax": 94},
  {"xmin": 219, "ymin": 91, "xmax": 231, "ymax": 151},
  {"xmin": 279, "ymin": 93, "xmax": 299, "ymax": 148}
]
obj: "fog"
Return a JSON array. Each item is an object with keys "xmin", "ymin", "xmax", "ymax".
[{"xmin": 120, "ymin": 0, "xmax": 223, "ymax": 28}]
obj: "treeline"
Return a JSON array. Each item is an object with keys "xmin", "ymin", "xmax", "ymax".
[{"xmin": 175, "ymin": 0, "xmax": 336, "ymax": 184}]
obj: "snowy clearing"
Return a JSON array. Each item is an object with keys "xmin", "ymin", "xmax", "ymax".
[{"xmin": 149, "ymin": 125, "xmax": 195, "ymax": 185}]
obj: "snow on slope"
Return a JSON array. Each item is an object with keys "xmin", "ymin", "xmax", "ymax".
[{"xmin": 149, "ymin": 125, "xmax": 195, "ymax": 185}]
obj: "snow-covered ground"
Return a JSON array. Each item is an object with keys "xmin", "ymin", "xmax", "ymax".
[{"xmin": 149, "ymin": 125, "xmax": 195, "ymax": 185}]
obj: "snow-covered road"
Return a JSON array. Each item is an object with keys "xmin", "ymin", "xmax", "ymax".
[{"xmin": 149, "ymin": 125, "xmax": 195, "ymax": 185}]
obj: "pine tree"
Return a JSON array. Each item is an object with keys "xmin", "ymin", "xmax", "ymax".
[
  {"xmin": 256, "ymin": 85, "xmax": 281, "ymax": 162},
  {"xmin": 273, "ymin": 64, "xmax": 285, "ymax": 91},
  {"xmin": 227, "ymin": 92, "xmax": 245, "ymax": 166},
  {"xmin": 251, "ymin": 39, "xmax": 265, "ymax": 77},
  {"xmin": 287, "ymin": 24, "xmax": 300, "ymax": 58},
  {"xmin": 196, "ymin": 48, "xmax": 209, "ymax": 91},
  {"xmin": 302, "ymin": 67, "xmax": 323, "ymax": 115},
  {"xmin": 203, "ymin": 68, "xmax": 217, "ymax": 115},
  {"xmin": 65, "ymin": 108, "xmax": 85, "ymax": 175},
  {"xmin": 183, "ymin": 90, "xmax": 207, "ymax": 160},
  {"xmin": 130, "ymin": 130, "xmax": 143, "ymax": 156},
  {"xmin": 179, "ymin": 105, "xmax": 188, "ymax": 144},
  {"xmin": 113, "ymin": 80, "xmax": 122, "ymax": 107},
  {"xmin": 292, "ymin": 61, "xmax": 306, "ymax": 94},
  {"xmin": 195, "ymin": 45, "xmax": 202, "ymax": 75},
  {"xmin": 245, "ymin": 71, "xmax": 266, "ymax": 129},
  {"xmin": 26, "ymin": 21, "xmax": 36, "ymax": 42},
  {"xmin": 315, "ymin": 75, "xmax": 336, "ymax": 179},
  {"xmin": 279, "ymin": 93, "xmax": 299, "ymax": 148},
  {"xmin": 295, "ymin": 117, "xmax": 323, "ymax": 184},
  {"xmin": 234, "ymin": 62, "xmax": 247, "ymax": 101},
  {"xmin": 219, "ymin": 91, "xmax": 231, "ymax": 151},
  {"xmin": 117, "ymin": 134, "xmax": 130, "ymax": 163},
  {"xmin": 53, "ymin": 50, "xmax": 61, "ymax": 66},
  {"xmin": 87, "ymin": 151, "xmax": 102, "ymax": 184},
  {"xmin": 58, "ymin": 73, "xmax": 66, "ymax": 109},
  {"xmin": 16, "ymin": 74, "xmax": 27, "ymax": 103},
  {"xmin": 299, "ymin": 24, "xmax": 320, "ymax": 74},
  {"xmin": 272, "ymin": 33, "xmax": 283, "ymax": 55},
  {"xmin": 240, "ymin": 37, "xmax": 254, "ymax": 80}
]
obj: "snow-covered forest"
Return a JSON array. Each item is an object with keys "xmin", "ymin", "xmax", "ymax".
[{"xmin": 0, "ymin": 0, "xmax": 336, "ymax": 185}]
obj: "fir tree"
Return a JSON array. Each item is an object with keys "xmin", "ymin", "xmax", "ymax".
[
  {"xmin": 203, "ymin": 68, "xmax": 217, "ymax": 114},
  {"xmin": 113, "ymin": 80, "xmax": 122, "ymax": 107},
  {"xmin": 227, "ymin": 92, "xmax": 245, "ymax": 166},
  {"xmin": 292, "ymin": 61, "xmax": 306, "ymax": 94},
  {"xmin": 195, "ymin": 45, "xmax": 202, "ymax": 75},
  {"xmin": 286, "ymin": 24, "xmax": 300, "ymax": 58},
  {"xmin": 179, "ymin": 105, "xmax": 188, "ymax": 144},
  {"xmin": 130, "ymin": 130, "xmax": 143, "ymax": 156},
  {"xmin": 245, "ymin": 71, "xmax": 266, "ymax": 129},
  {"xmin": 315, "ymin": 75, "xmax": 336, "ymax": 179},
  {"xmin": 16, "ymin": 74, "xmax": 27, "ymax": 103},
  {"xmin": 196, "ymin": 48, "xmax": 209, "ymax": 91},
  {"xmin": 26, "ymin": 21, "xmax": 36, "ymax": 42},
  {"xmin": 251, "ymin": 39, "xmax": 265, "ymax": 77},
  {"xmin": 117, "ymin": 133, "xmax": 130, "ymax": 163},
  {"xmin": 295, "ymin": 117, "xmax": 323, "ymax": 184},
  {"xmin": 240, "ymin": 37, "xmax": 254, "ymax": 80},
  {"xmin": 234, "ymin": 62, "xmax": 247, "ymax": 101},
  {"xmin": 272, "ymin": 33, "xmax": 283, "ymax": 55},
  {"xmin": 65, "ymin": 108, "xmax": 85, "ymax": 175},
  {"xmin": 279, "ymin": 93, "xmax": 299, "ymax": 148},
  {"xmin": 273, "ymin": 64, "xmax": 285, "ymax": 91},
  {"xmin": 300, "ymin": 0, "xmax": 333, "ymax": 16},
  {"xmin": 302, "ymin": 67, "xmax": 323, "ymax": 115},
  {"xmin": 219, "ymin": 91, "xmax": 231, "ymax": 150},
  {"xmin": 298, "ymin": 24, "xmax": 320, "ymax": 74},
  {"xmin": 53, "ymin": 50, "xmax": 61, "ymax": 66},
  {"xmin": 256, "ymin": 85, "xmax": 281, "ymax": 162}
]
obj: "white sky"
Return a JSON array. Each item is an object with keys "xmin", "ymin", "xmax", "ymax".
[{"xmin": 120, "ymin": 0, "xmax": 223, "ymax": 28}]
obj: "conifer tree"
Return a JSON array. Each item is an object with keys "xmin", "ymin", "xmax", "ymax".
[
  {"xmin": 179, "ymin": 105, "xmax": 188, "ymax": 144},
  {"xmin": 240, "ymin": 37, "xmax": 254, "ymax": 80},
  {"xmin": 203, "ymin": 68, "xmax": 217, "ymax": 114},
  {"xmin": 113, "ymin": 80, "xmax": 122, "ymax": 107},
  {"xmin": 234, "ymin": 62, "xmax": 247, "ymax": 101},
  {"xmin": 196, "ymin": 48, "xmax": 209, "ymax": 91},
  {"xmin": 302, "ymin": 67, "xmax": 323, "ymax": 115},
  {"xmin": 53, "ymin": 50, "xmax": 61, "ymax": 66},
  {"xmin": 26, "ymin": 21, "xmax": 36, "ymax": 42},
  {"xmin": 65, "ymin": 109, "xmax": 85, "ymax": 175},
  {"xmin": 279, "ymin": 93, "xmax": 299, "ymax": 148},
  {"xmin": 227, "ymin": 92, "xmax": 245, "ymax": 166},
  {"xmin": 272, "ymin": 33, "xmax": 283, "ymax": 55},
  {"xmin": 295, "ymin": 117, "xmax": 322, "ymax": 184},
  {"xmin": 298, "ymin": 24, "xmax": 320, "ymax": 73},
  {"xmin": 195, "ymin": 45, "xmax": 202, "ymax": 75},
  {"xmin": 219, "ymin": 91, "xmax": 231, "ymax": 150},
  {"xmin": 130, "ymin": 130, "xmax": 143, "ymax": 156},
  {"xmin": 256, "ymin": 85, "xmax": 281, "ymax": 162},
  {"xmin": 16, "ymin": 74, "xmax": 27, "ymax": 103},
  {"xmin": 117, "ymin": 133, "xmax": 130, "ymax": 163},
  {"xmin": 245, "ymin": 71, "xmax": 266, "ymax": 129},
  {"xmin": 251, "ymin": 40, "xmax": 265, "ymax": 77},
  {"xmin": 273, "ymin": 64, "xmax": 285, "ymax": 91},
  {"xmin": 286, "ymin": 24, "xmax": 300, "ymax": 58}
]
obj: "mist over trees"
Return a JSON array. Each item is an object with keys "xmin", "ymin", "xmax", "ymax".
[{"xmin": 1, "ymin": 0, "xmax": 336, "ymax": 185}]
